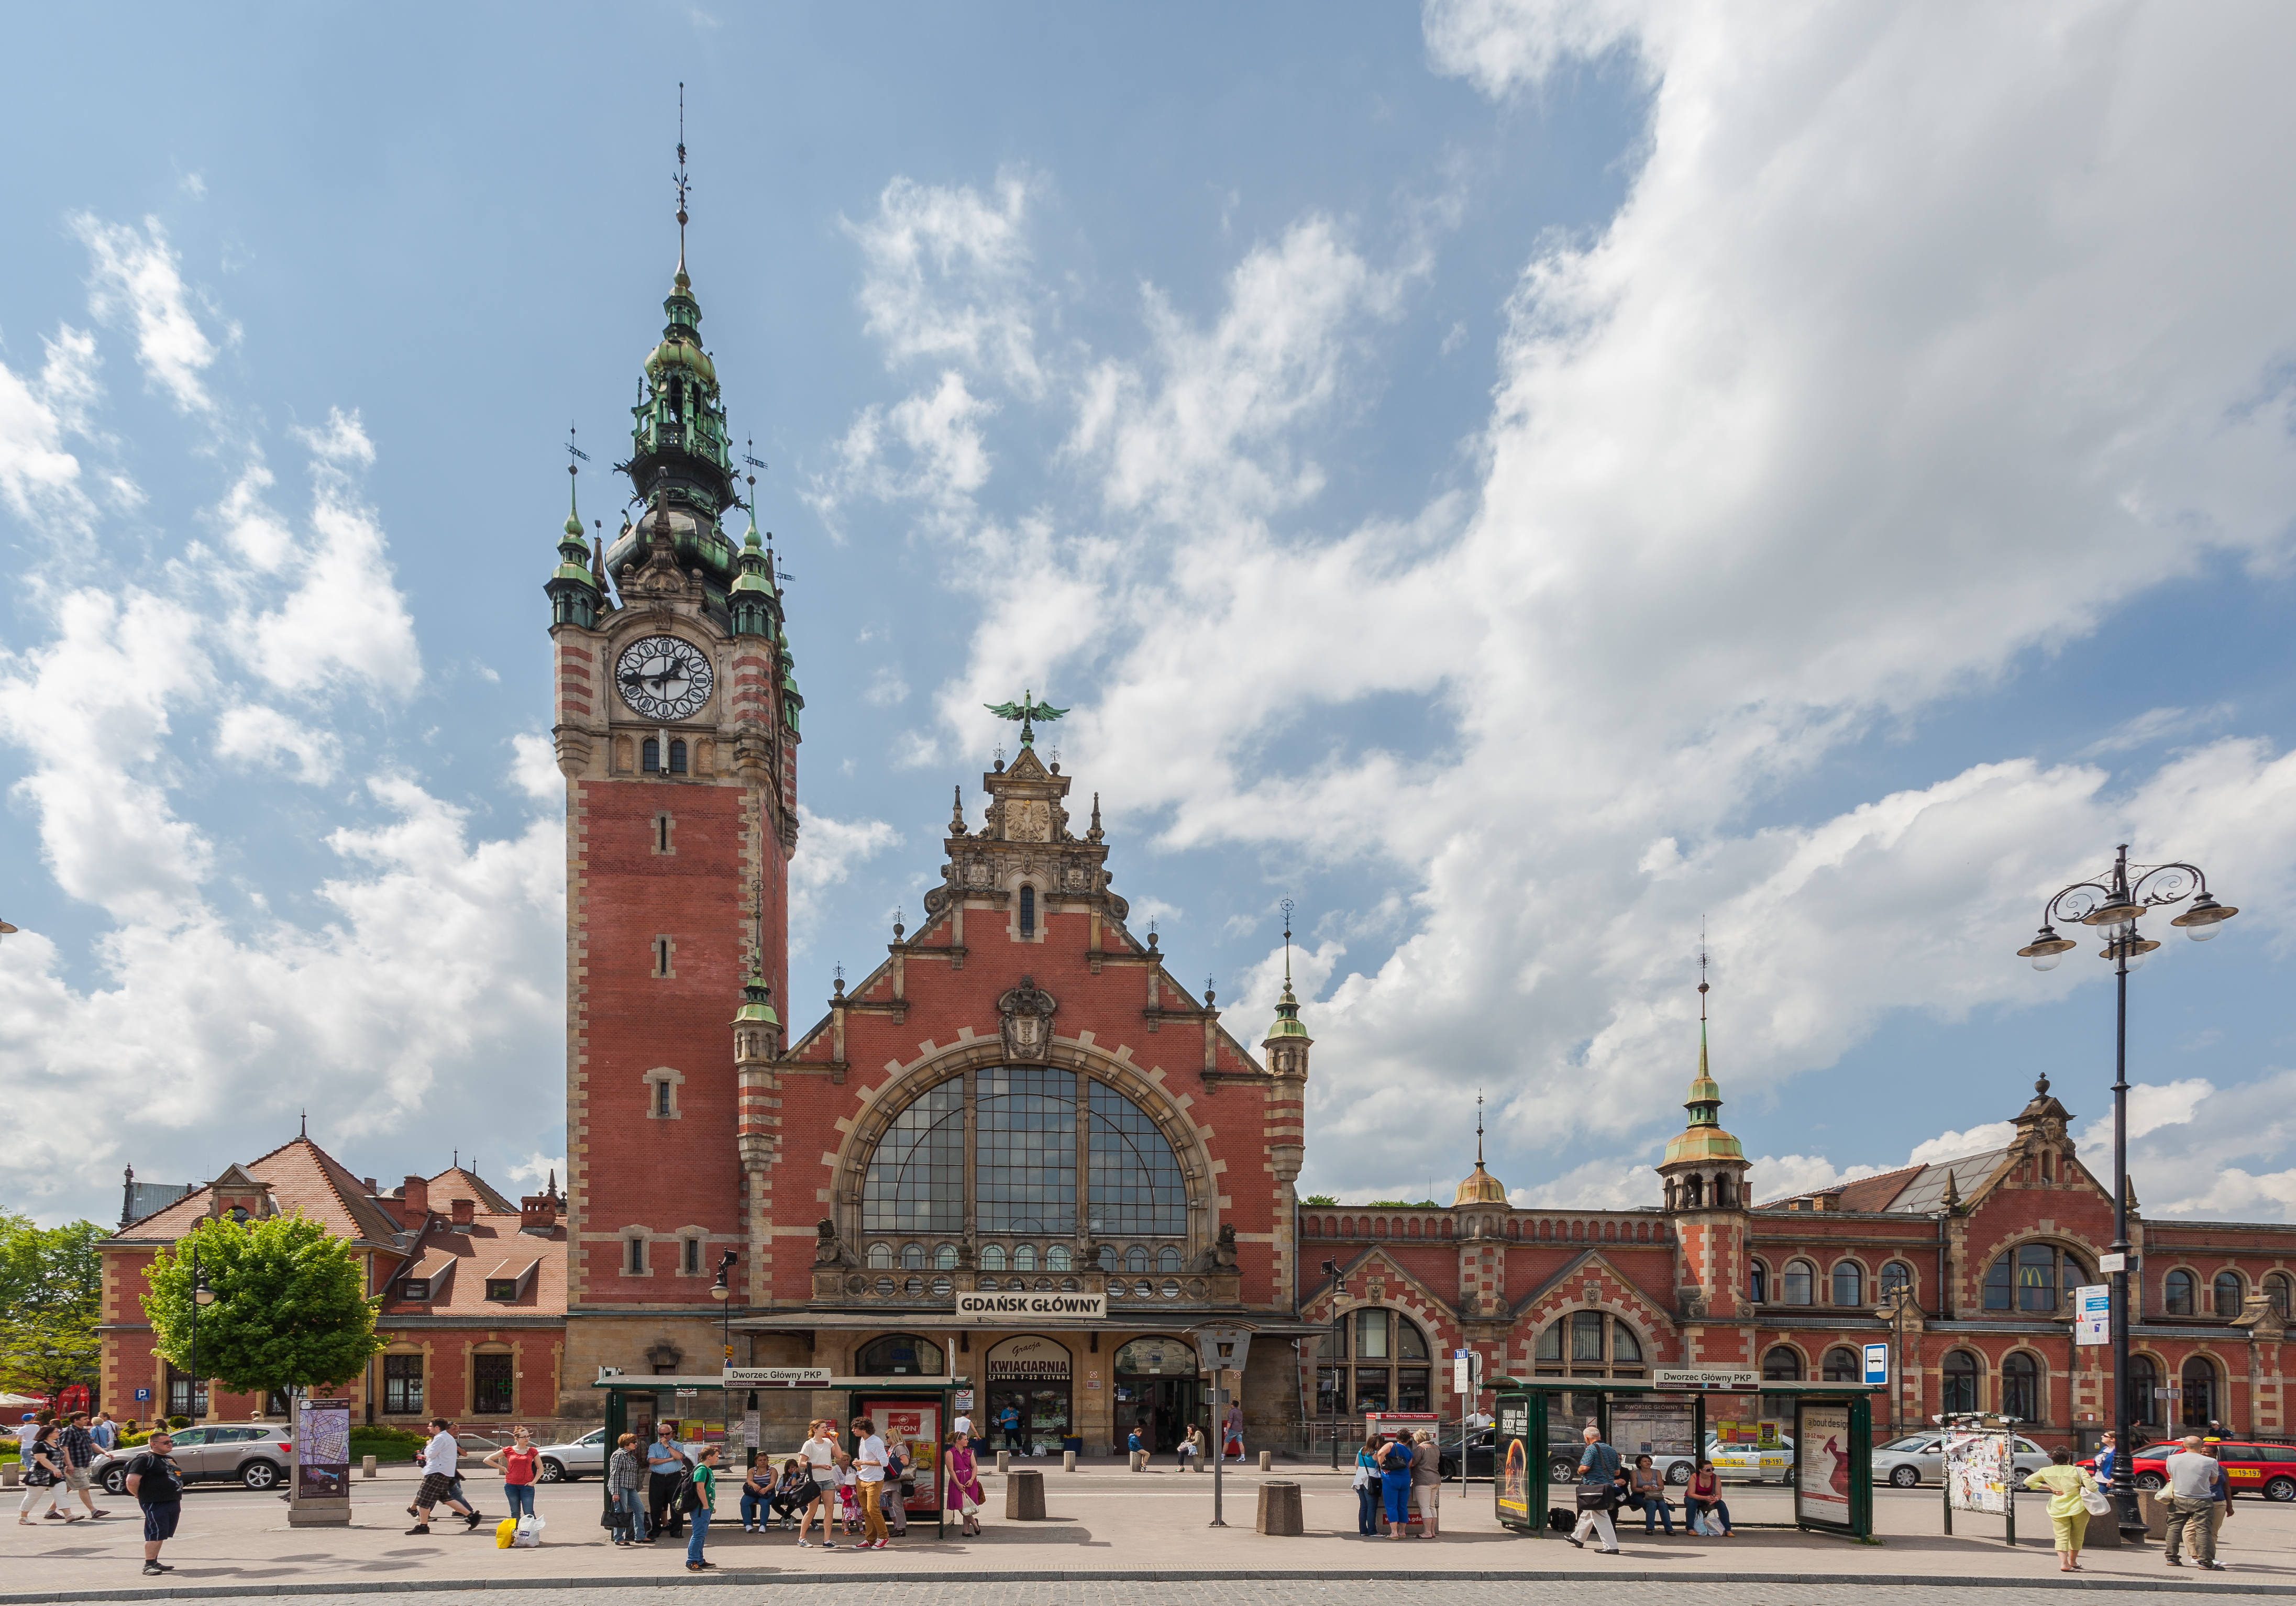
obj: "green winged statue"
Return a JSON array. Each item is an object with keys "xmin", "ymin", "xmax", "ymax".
[{"xmin": 984, "ymin": 690, "xmax": 1069, "ymax": 746}]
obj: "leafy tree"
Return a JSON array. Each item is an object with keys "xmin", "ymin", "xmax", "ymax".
[
  {"xmin": 0, "ymin": 1211, "xmax": 105, "ymax": 1400},
  {"xmin": 144, "ymin": 1214, "xmax": 384, "ymax": 1397},
  {"xmin": 1302, "ymin": 1195, "xmax": 1339, "ymax": 1207}
]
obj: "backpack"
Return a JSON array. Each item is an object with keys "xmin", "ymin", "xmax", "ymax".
[{"xmin": 673, "ymin": 1465, "xmax": 701, "ymax": 1515}]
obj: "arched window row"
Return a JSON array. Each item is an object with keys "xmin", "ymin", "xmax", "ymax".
[
  {"xmin": 640, "ymin": 737, "xmax": 689, "ymax": 774},
  {"xmin": 1930, "ymin": 1347, "xmax": 2047, "ymax": 1420},
  {"xmin": 2159, "ymin": 1266, "xmax": 2288, "ymax": 1320},
  {"xmin": 1301, "ymin": 1215, "xmax": 1669, "ymax": 1245},
  {"xmin": 1750, "ymin": 1256, "xmax": 1917, "ymax": 1307},
  {"xmin": 1531, "ymin": 1312, "xmax": 1646, "ymax": 1379},
  {"xmin": 1313, "ymin": 1308, "xmax": 1433, "ymax": 1417}
]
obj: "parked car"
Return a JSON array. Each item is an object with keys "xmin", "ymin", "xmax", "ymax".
[
  {"xmin": 1705, "ymin": 1432, "xmax": 1795, "ymax": 1482},
  {"xmin": 1871, "ymin": 1432, "xmax": 2051, "ymax": 1490},
  {"xmin": 2080, "ymin": 1441, "xmax": 2296, "ymax": 1501},
  {"xmin": 1535, "ymin": 1437, "xmax": 1698, "ymax": 1485},
  {"xmin": 1437, "ymin": 1426, "xmax": 1496, "ymax": 1480},
  {"xmin": 94, "ymin": 1425, "xmax": 293, "ymax": 1493},
  {"xmin": 534, "ymin": 1427, "xmax": 610, "ymax": 1482}
]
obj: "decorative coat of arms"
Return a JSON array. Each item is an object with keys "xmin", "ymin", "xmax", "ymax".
[{"xmin": 998, "ymin": 976, "xmax": 1057, "ymax": 1061}]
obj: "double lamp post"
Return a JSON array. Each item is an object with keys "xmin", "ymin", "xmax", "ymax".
[{"xmin": 2018, "ymin": 845, "xmax": 2237, "ymax": 1537}]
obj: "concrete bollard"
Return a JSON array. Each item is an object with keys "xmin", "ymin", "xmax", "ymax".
[
  {"xmin": 1256, "ymin": 1480, "xmax": 1304, "ymax": 1535},
  {"xmin": 996, "ymin": 1450, "xmax": 1009, "ymax": 1474},
  {"xmin": 360, "ymin": 1455, "xmax": 377, "ymax": 1479},
  {"xmin": 1005, "ymin": 1467, "xmax": 1046, "ymax": 1520},
  {"xmin": 1130, "ymin": 1449, "xmax": 1144, "ymax": 1471},
  {"xmin": 1258, "ymin": 1449, "xmax": 1273, "ymax": 1471},
  {"xmin": 1063, "ymin": 1450, "xmax": 1076, "ymax": 1471},
  {"xmin": 0, "ymin": 1463, "xmax": 17, "ymax": 1489}
]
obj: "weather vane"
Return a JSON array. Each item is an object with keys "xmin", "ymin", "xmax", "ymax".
[
  {"xmin": 742, "ymin": 437, "xmax": 767, "ymax": 506},
  {"xmin": 983, "ymin": 690, "xmax": 1070, "ymax": 746},
  {"xmin": 565, "ymin": 423, "xmax": 589, "ymax": 471},
  {"xmin": 674, "ymin": 82, "xmax": 691, "ymax": 271}
]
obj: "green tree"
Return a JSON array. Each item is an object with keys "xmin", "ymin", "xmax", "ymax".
[
  {"xmin": 144, "ymin": 1214, "xmax": 384, "ymax": 1397},
  {"xmin": 0, "ymin": 1210, "xmax": 106, "ymax": 1400}
]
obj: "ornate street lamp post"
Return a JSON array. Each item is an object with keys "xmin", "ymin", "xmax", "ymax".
[
  {"xmin": 188, "ymin": 1249, "xmax": 215, "ymax": 1427},
  {"xmin": 2018, "ymin": 845, "xmax": 2237, "ymax": 1537},
  {"xmin": 711, "ymin": 1252, "xmax": 738, "ymax": 1455}
]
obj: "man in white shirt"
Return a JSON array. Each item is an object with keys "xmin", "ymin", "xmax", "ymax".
[
  {"xmin": 850, "ymin": 1415, "xmax": 890, "ymax": 1549},
  {"xmin": 15, "ymin": 1414, "xmax": 40, "ymax": 1456},
  {"xmin": 2164, "ymin": 1436, "xmax": 2226, "ymax": 1570},
  {"xmin": 405, "ymin": 1417, "xmax": 481, "ymax": 1535}
]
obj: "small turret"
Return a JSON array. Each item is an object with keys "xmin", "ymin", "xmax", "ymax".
[
  {"xmin": 546, "ymin": 447, "xmax": 602, "ymax": 629},
  {"xmin": 1262, "ymin": 902, "xmax": 1312, "ymax": 1080},
  {"xmin": 1659, "ymin": 946, "xmax": 1749, "ymax": 1212}
]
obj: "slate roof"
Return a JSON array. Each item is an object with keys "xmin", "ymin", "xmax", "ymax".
[
  {"xmin": 112, "ymin": 1136, "xmax": 409, "ymax": 1247},
  {"xmin": 1760, "ymin": 1148, "xmax": 2009, "ymax": 1214}
]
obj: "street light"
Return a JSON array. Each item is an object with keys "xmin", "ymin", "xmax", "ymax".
[
  {"xmin": 2021, "ymin": 844, "xmax": 2237, "ymax": 1539},
  {"xmin": 189, "ymin": 1248, "xmax": 215, "ymax": 1428},
  {"xmin": 711, "ymin": 1251, "xmax": 738, "ymax": 1457}
]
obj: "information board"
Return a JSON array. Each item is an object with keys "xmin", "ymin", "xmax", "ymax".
[
  {"xmin": 1945, "ymin": 1428, "xmax": 2012, "ymax": 1514},
  {"xmin": 293, "ymin": 1396, "xmax": 351, "ymax": 1505},
  {"xmin": 1609, "ymin": 1399, "xmax": 1697, "ymax": 1460},
  {"xmin": 2073, "ymin": 1284, "xmax": 2111, "ymax": 1345}
]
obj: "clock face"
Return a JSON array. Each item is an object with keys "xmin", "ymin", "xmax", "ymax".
[{"xmin": 615, "ymin": 635, "xmax": 714, "ymax": 721}]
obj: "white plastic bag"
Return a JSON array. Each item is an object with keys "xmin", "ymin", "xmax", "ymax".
[{"xmin": 513, "ymin": 1513, "xmax": 544, "ymax": 1547}]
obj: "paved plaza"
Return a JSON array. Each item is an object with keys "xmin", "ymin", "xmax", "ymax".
[{"xmin": 8, "ymin": 1462, "xmax": 2295, "ymax": 1602}]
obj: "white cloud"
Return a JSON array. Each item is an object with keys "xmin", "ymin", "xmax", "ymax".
[
  {"xmin": 789, "ymin": 805, "xmax": 903, "ymax": 955},
  {"xmin": 0, "ymin": 326, "xmax": 101, "ymax": 524},
  {"xmin": 71, "ymin": 214, "xmax": 229, "ymax": 414},
  {"xmin": 505, "ymin": 1151, "xmax": 568, "ymax": 1192},
  {"xmin": 215, "ymin": 704, "xmax": 343, "ymax": 785},
  {"xmin": 845, "ymin": 169, "xmax": 1045, "ymax": 394},
  {"xmin": 511, "ymin": 732, "xmax": 563, "ymax": 803}
]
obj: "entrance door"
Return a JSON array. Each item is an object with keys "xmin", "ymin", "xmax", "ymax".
[{"xmin": 1114, "ymin": 1376, "xmax": 1198, "ymax": 1454}]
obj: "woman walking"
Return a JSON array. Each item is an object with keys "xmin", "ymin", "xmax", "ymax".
[
  {"xmin": 16, "ymin": 1424, "xmax": 76, "ymax": 1525},
  {"xmin": 944, "ymin": 1427, "xmax": 986, "ymax": 1536},
  {"xmin": 2024, "ymin": 1447, "xmax": 2100, "ymax": 1572},
  {"xmin": 483, "ymin": 1426, "xmax": 541, "ymax": 1526},
  {"xmin": 684, "ymin": 1445, "xmax": 721, "ymax": 1571},
  {"xmin": 1684, "ymin": 1458, "xmax": 1732, "ymax": 1537},
  {"xmin": 796, "ymin": 1420, "xmax": 842, "ymax": 1550},
  {"xmin": 606, "ymin": 1433, "xmax": 647, "ymax": 1545},
  {"xmin": 1353, "ymin": 1434, "xmax": 1383, "ymax": 1536}
]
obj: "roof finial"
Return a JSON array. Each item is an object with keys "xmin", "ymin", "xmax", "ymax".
[
  {"xmin": 1281, "ymin": 898, "xmax": 1295, "ymax": 986},
  {"xmin": 674, "ymin": 82, "xmax": 690, "ymax": 281},
  {"xmin": 1475, "ymin": 1090, "xmax": 1485, "ymax": 1168},
  {"xmin": 300, "ymin": 1108, "xmax": 307, "ymax": 1138},
  {"xmin": 453, "ymin": 1147, "xmax": 459, "ymax": 1170}
]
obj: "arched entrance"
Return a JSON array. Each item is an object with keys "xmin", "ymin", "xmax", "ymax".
[
  {"xmin": 984, "ymin": 1334, "xmax": 1074, "ymax": 1456},
  {"xmin": 1113, "ymin": 1336, "xmax": 1199, "ymax": 1455}
]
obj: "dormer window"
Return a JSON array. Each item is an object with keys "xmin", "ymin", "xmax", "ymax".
[
  {"xmin": 485, "ymin": 1278, "xmax": 518, "ymax": 1302},
  {"xmin": 400, "ymin": 1278, "xmax": 430, "ymax": 1301},
  {"xmin": 229, "ymin": 1205, "xmax": 250, "ymax": 1224}
]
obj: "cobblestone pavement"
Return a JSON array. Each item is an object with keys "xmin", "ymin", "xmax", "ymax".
[{"xmin": 74, "ymin": 1587, "xmax": 2283, "ymax": 1606}]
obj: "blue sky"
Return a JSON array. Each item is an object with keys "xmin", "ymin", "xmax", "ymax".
[{"xmin": 4, "ymin": 3, "xmax": 2294, "ymax": 1228}]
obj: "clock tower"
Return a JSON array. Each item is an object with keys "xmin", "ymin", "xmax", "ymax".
[{"xmin": 546, "ymin": 192, "xmax": 802, "ymax": 1398}]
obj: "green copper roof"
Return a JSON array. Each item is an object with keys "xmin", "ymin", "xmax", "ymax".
[
  {"xmin": 731, "ymin": 969, "xmax": 780, "ymax": 1028},
  {"xmin": 1663, "ymin": 1013, "xmax": 1744, "ymax": 1165},
  {"xmin": 1264, "ymin": 979, "xmax": 1310, "ymax": 1041}
]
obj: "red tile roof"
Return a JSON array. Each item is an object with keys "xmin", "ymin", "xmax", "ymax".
[
  {"xmin": 112, "ymin": 1136, "xmax": 406, "ymax": 1247},
  {"xmin": 381, "ymin": 1212, "xmax": 567, "ymax": 1317}
]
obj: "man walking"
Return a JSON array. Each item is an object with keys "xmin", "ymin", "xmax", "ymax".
[
  {"xmin": 2164, "ymin": 1434, "xmax": 2227, "ymax": 1571},
  {"xmin": 1568, "ymin": 1424, "xmax": 1624, "ymax": 1554},
  {"xmin": 57, "ymin": 1413, "xmax": 108, "ymax": 1520},
  {"xmin": 124, "ymin": 1429, "xmax": 183, "ymax": 1578},
  {"xmin": 647, "ymin": 1422, "xmax": 688, "ymax": 1539},
  {"xmin": 405, "ymin": 1418, "xmax": 481, "ymax": 1535},
  {"xmin": 851, "ymin": 1415, "xmax": 890, "ymax": 1549}
]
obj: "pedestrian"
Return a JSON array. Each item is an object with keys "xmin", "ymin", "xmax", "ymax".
[
  {"xmin": 10, "ymin": 1414, "xmax": 35, "ymax": 1459},
  {"xmin": 1411, "ymin": 1429, "xmax": 1442, "ymax": 1537},
  {"xmin": 1127, "ymin": 1424, "xmax": 1143, "ymax": 1460},
  {"xmin": 944, "ymin": 1427, "xmax": 985, "ymax": 1537},
  {"xmin": 1178, "ymin": 1422, "xmax": 1202, "ymax": 1470},
  {"xmin": 404, "ymin": 1417, "xmax": 481, "ymax": 1535},
  {"xmin": 2164, "ymin": 1434, "xmax": 2227, "ymax": 1571},
  {"xmin": 15, "ymin": 1424, "xmax": 74, "ymax": 1525},
  {"xmin": 738, "ymin": 1455, "xmax": 775, "ymax": 1532},
  {"xmin": 645, "ymin": 1421, "xmax": 688, "ymax": 1539},
  {"xmin": 1223, "ymin": 1401, "xmax": 1246, "ymax": 1464},
  {"xmin": 1352, "ymin": 1434, "xmax": 1383, "ymax": 1536},
  {"xmin": 849, "ymin": 1414, "xmax": 891, "ymax": 1549},
  {"xmin": 483, "ymin": 1425, "xmax": 540, "ymax": 1527},
  {"xmin": 770, "ymin": 1457, "xmax": 812, "ymax": 1528},
  {"xmin": 56, "ymin": 1412, "xmax": 108, "ymax": 1520},
  {"xmin": 1374, "ymin": 1431, "xmax": 1415, "ymax": 1540},
  {"xmin": 1566, "ymin": 1424, "xmax": 1623, "ymax": 1554},
  {"xmin": 2209, "ymin": 1446, "xmax": 2234, "ymax": 1556},
  {"xmin": 1685, "ymin": 1458, "xmax": 1732, "ymax": 1536},
  {"xmin": 2023, "ymin": 1446, "xmax": 2100, "ymax": 1572},
  {"xmin": 1631, "ymin": 1453, "xmax": 1674, "ymax": 1535},
  {"xmin": 884, "ymin": 1435, "xmax": 913, "ymax": 1537},
  {"xmin": 683, "ymin": 1444, "xmax": 720, "ymax": 1571},
  {"xmin": 796, "ymin": 1419, "xmax": 842, "ymax": 1549},
  {"xmin": 998, "ymin": 1401, "xmax": 1024, "ymax": 1452},
  {"xmin": 606, "ymin": 1432, "xmax": 648, "ymax": 1544},
  {"xmin": 123, "ymin": 1427, "xmax": 183, "ymax": 1577},
  {"xmin": 90, "ymin": 1412, "xmax": 119, "ymax": 1454},
  {"xmin": 2094, "ymin": 1432, "xmax": 2118, "ymax": 1488}
]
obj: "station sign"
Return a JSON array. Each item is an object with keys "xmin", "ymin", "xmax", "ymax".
[
  {"xmin": 955, "ymin": 1290, "xmax": 1107, "ymax": 1320},
  {"xmin": 722, "ymin": 1366, "xmax": 832, "ymax": 1387},
  {"xmin": 1654, "ymin": 1367, "xmax": 1759, "ymax": 1391}
]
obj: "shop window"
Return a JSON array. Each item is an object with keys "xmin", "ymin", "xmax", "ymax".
[
  {"xmin": 1984, "ymin": 1243, "xmax": 2087, "ymax": 1313},
  {"xmin": 2164, "ymin": 1269, "xmax": 2196, "ymax": 1315},
  {"xmin": 2268, "ymin": 1272, "xmax": 2293, "ymax": 1320},
  {"xmin": 165, "ymin": 1365, "xmax": 209, "ymax": 1420},
  {"xmin": 867, "ymin": 1243, "xmax": 895, "ymax": 1270},
  {"xmin": 1353, "ymin": 1369, "xmax": 1391, "ymax": 1414},
  {"xmin": 1781, "ymin": 1260, "xmax": 1814, "ymax": 1305},
  {"xmin": 383, "ymin": 1354, "xmax": 423, "ymax": 1416},
  {"xmin": 2126, "ymin": 1355, "xmax": 2161, "ymax": 1426},
  {"xmin": 1315, "ymin": 1368, "xmax": 1342, "ymax": 1416},
  {"xmin": 2001, "ymin": 1353, "xmax": 2039, "ymax": 1422},
  {"xmin": 858, "ymin": 1334, "xmax": 945, "ymax": 1376},
  {"xmin": 1941, "ymin": 1349, "xmax": 1979, "ymax": 1414},
  {"xmin": 2181, "ymin": 1357, "xmax": 2217, "ymax": 1430},
  {"xmin": 1762, "ymin": 1346, "xmax": 1802, "ymax": 1382},
  {"xmin": 2214, "ymin": 1271, "xmax": 2244, "ymax": 1319},
  {"xmin": 1748, "ymin": 1260, "xmax": 1768, "ymax": 1303},
  {"xmin": 473, "ymin": 1353, "xmax": 514, "ymax": 1415},
  {"xmin": 1880, "ymin": 1260, "xmax": 1914, "ymax": 1299},
  {"xmin": 1822, "ymin": 1346, "xmax": 1858, "ymax": 1382},
  {"xmin": 1398, "ymin": 1367, "xmax": 1431, "ymax": 1412},
  {"xmin": 1831, "ymin": 1261, "xmax": 1863, "ymax": 1306},
  {"xmin": 934, "ymin": 1243, "xmax": 959, "ymax": 1271}
]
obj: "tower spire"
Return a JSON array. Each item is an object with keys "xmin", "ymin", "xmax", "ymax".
[
  {"xmin": 674, "ymin": 82, "xmax": 690, "ymax": 283},
  {"xmin": 1475, "ymin": 1090, "xmax": 1485, "ymax": 1168}
]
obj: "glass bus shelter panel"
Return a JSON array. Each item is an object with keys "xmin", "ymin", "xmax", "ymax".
[
  {"xmin": 1493, "ymin": 1391, "xmax": 1549, "ymax": 1533},
  {"xmin": 1545, "ymin": 1390, "xmax": 1608, "ymax": 1483},
  {"xmin": 1792, "ymin": 1393, "xmax": 1872, "ymax": 1537}
]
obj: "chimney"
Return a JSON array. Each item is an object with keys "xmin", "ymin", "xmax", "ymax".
[
  {"xmin": 520, "ymin": 1193, "xmax": 559, "ymax": 1234},
  {"xmin": 363, "ymin": 1178, "xmax": 378, "ymax": 1197},
  {"xmin": 450, "ymin": 1197, "xmax": 476, "ymax": 1230},
  {"xmin": 402, "ymin": 1174, "xmax": 430, "ymax": 1222}
]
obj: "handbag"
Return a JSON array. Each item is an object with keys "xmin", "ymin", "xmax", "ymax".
[
  {"xmin": 2080, "ymin": 1486, "xmax": 2112, "ymax": 1516},
  {"xmin": 1575, "ymin": 1485, "xmax": 1615, "ymax": 1510}
]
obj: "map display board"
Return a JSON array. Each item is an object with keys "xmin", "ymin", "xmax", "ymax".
[
  {"xmin": 1945, "ymin": 1428, "xmax": 2012, "ymax": 1514},
  {"xmin": 294, "ymin": 1396, "xmax": 351, "ymax": 1501},
  {"xmin": 1610, "ymin": 1399, "xmax": 1697, "ymax": 1460}
]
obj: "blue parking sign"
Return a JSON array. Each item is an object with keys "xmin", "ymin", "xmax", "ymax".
[
  {"xmin": 134, "ymin": 1388, "xmax": 151, "ymax": 1402},
  {"xmin": 1862, "ymin": 1344, "xmax": 1889, "ymax": 1386}
]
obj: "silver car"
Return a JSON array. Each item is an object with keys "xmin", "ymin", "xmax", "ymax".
[
  {"xmin": 1871, "ymin": 1432, "xmax": 2051, "ymax": 1489},
  {"xmin": 533, "ymin": 1426, "xmax": 610, "ymax": 1482},
  {"xmin": 95, "ymin": 1425, "xmax": 293, "ymax": 1493}
]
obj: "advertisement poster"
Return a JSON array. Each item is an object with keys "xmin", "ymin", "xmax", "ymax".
[
  {"xmin": 1945, "ymin": 1430, "xmax": 2011, "ymax": 1514},
  {"xmin": 294, "ymin": 1396, "xmax": 351, "ymax": 1501},
  {"xmin": 866, "ymin": 1401, "xmax": 941, "ymax": 1512},
  {"xmin": 1609, "ymin": 1400, "xmax": 1697, "ymax": 1459},
  {"xmin": 1795, "ymin": 1403, "xmax": 1852, "ymax": 1525},
  {"xmin": 1495, "ymin": 1401, "xmax": 1531, "ymax": 1525},
  {"xmin": 2073, "ymin": 1284, "xmax": 2111, "ymax": 1346}
]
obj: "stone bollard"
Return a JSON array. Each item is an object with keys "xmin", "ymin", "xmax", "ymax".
[
  {"xmin": 1005, "ymin": 1466, "xmax": 1046, "ymax": 1521},
  {"xmin": 0, "ymin": 1463, "xmax": 17, "ymax": 1489},
  {"xmin": 1131, "ymin": 1449, "xmax": 1145, "ymax": 1471},
  {"xmin": 1255, "ymin": 1480, "xmax": 1304, "ymax": 1535},
  {"xmin": 1258, "ymin": 1450, "xmax": 1273, "ymax": 1471},
  {"xmin": 996, "ymin": 1450, "xmax": 1010, "ymax": 1474},
  {"xmin": 2138, "ymin": 1490, "xmax": 2170, "ymax": 1541},
  {"xmin": 1063, "ymin": 1450, "xmax": 1077, "ymax": 1471},
  {"xmin": 361, "ymin": 1455, "xmax": 377, "ymax": 1480}
]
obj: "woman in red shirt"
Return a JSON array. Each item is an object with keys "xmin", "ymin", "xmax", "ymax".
[{"xmin": 485, "ymin": 1427, "xmax": 542, "ymax": 1525}]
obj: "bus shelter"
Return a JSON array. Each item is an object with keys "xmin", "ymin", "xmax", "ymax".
[
  {"xmin": 593, "ymin": 1373, "xmax": 965, "ymax": 1539},
  {"xmin": 1491, "ymin": 1376, "xmax": 1880, "ymax": 1540}
]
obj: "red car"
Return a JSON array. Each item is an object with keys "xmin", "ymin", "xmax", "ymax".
[{"xmin": 2079, "ymin": 1440, "xmax": 2296, "ymax": 1502}]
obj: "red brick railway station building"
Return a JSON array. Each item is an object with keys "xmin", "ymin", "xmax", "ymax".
[{"xmin": 100, "ymin": 204, "xmax": 2296, "ymax": 1458}]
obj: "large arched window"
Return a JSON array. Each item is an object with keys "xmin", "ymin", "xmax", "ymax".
[
  {"xmin": 1313, "ymin": 1308, "xmax": 1431, "ymax": 1416},
  {"xmin": 1762, "ymin": 1346, "xmax": 1803, "ymax": 1381},
  {"xmin": 2181, "ymin": 1356, "xmax": 2217, "ymax": 1430},
  {"xmin": 859, "ymin": 1068, "xmax": 1190, "ymax": 1264},
  {"xmin": 1982, "ymin": 1243, "xmax": 2089, "ymax": 1313},
  {"xmin": 1941, "ymin": 1349, "xmax": 1980, "ymax": 1414},
  {"xmin": 1822, "ymin": 1346, "xmax": 1859, "ymax": 1382},
  {"xmin": 2268, "ymin": 1272, "xmax": 2293, "ymax": 1320},
  {"xmin": 2126, "ymin": 1355, "xmax": 2161, "ymax": 1427},
  {"xmin": 1880, "ymin": 1260, "xmax": 1915, "ymax": 1300},
  {"xmin": 1781, "ymin": 1260, "xmax": 1815, "ymax": 1305},
  {"xmin": 2163, "ymin": 1269, "xmax": 2196, "ymax": 1315},
  {"xmin": 857, "ymin": 1334, "xmax": 945, "ymax": 1376},
  {"xmin": 1532, "ymin": 1313, "xmax": 1647, "ymax": 1379},
  {"xmin": 2213, "ymin": 1271, "xmax": 2245, "ymax": 1319},
  {"xmin": 2001, "ymin": 1352, "xmax": 2040, "ymax": 1422},
  {"xmin": 1831, "ymin": 1261, "xmax": 1864, "ymax": 1307}
]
